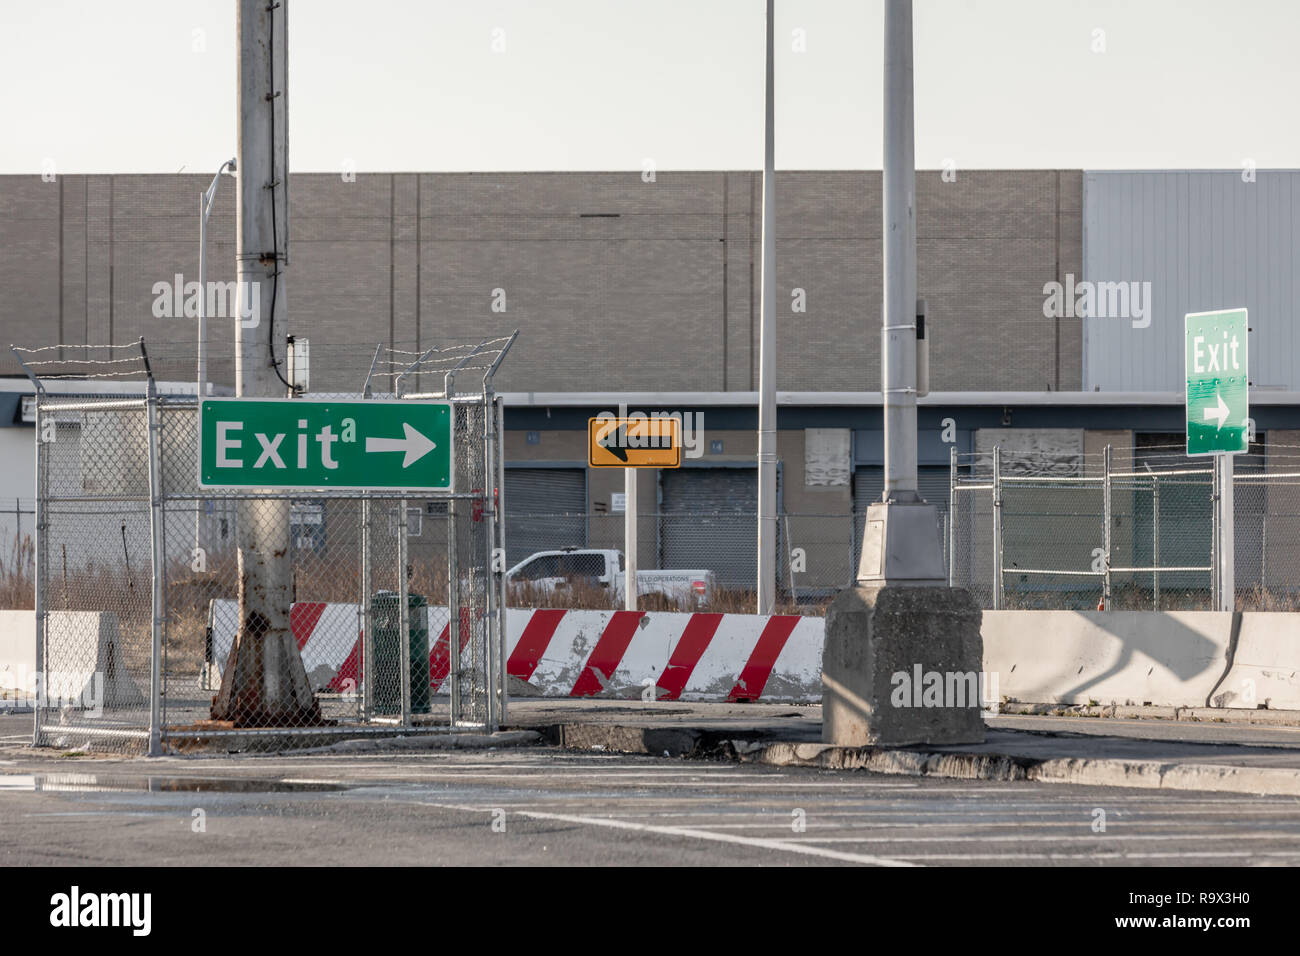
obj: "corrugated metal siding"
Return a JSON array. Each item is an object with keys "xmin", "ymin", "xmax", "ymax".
[{"xmin": 1083, "ymin": 171, "xmax": 1300, "ymax": 392}]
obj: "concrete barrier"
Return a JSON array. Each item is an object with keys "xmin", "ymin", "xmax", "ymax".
[
  {"xmin": 981, "ymin": 610, "xmax": 1233, "ymax": 708},
  {"xmin": 1211, "ymin": 613, "xmax": 1300, "ymax": 710},
  {"xmin": 177, "ymin": 600, "xmax": 1300, "ymax": 712},
  {"xmin": 0, "ymin": 609, "xmax": 144, "ymax": 708},
  {"xmin": 0, "ymin": 609, "xmax": 35, "ymax": 699},
  {"xmin": 208, "ymin": 602, "xmax": 826, "ymax": 702},
  {"xmin": 506, "ymin": 608, "xmax": 823, "ymax": 701}
]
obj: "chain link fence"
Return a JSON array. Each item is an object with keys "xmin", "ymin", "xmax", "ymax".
[
  {"xmin": 22, "ymin": 338, "xmax": 511, "ymax": 754},
  {"xmin": 950, "ymin": 441, "xmax": 1300, "ymax": 612},
  {"xmin": 498, "ymin": 510, "xmax": 950, "ymax": 613}
]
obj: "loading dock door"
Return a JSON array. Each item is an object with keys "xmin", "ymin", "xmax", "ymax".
[
  {"xmin": 660, "ymin": 467, "xmax": 759, "ymax": 590},
  {"xmin": 504, "ymin": 467, "xmax": 586, "ymax": 566}
]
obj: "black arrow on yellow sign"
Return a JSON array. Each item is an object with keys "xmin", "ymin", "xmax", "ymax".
[
  {"xmin": 598, "ymin": 423, "xmax": 630, "ymax": 462},
  {"xmin": 588, "ymin": 417, "xmax": 681, "ymax": 468}
]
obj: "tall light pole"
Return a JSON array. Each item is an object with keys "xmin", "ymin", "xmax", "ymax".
[
  {"xmin": 858, "ymin": 0, "xmax": 945, "ymax": 585},
  {"xmin": 756, "ymin": 0, "xmax": 778, "ymax": 613},
  {"xmin": 195, "ymin": 158, "xmax": 235, "ymax": 560},
  {"xmin": 822, "ymin": 0, "xmax": 982, "ymax": 750},
  {"xmin": 198, "ymin": 158, "xmax": 236, "ymax": 401}
]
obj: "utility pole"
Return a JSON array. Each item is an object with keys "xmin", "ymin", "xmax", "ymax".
[
  {"xmin": 821, "ymin": 0, "xmax": 981, "ymax": 749},
  {"xmin": 756, "ymin": 0, "xmax": 778, "ymax": 613},
  {"xmin": 857, "ymin": 0, "xmax": 945, "ymax": 585},
  {"xmin": 212, "ymin": 0, "xmax": 320, "ymax": 725}
]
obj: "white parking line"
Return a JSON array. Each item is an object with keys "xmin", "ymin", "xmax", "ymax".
[
  {"xmin": 415, "ymin": 800, "xmax": 918, "ymax": 867},
  {"xmin": 890, "ymin": 849, "xmax": 1300, "ymax": 862},
  {"xmin": 795, "ymin": 830, "xmax": 1300, "ymax": 844}
]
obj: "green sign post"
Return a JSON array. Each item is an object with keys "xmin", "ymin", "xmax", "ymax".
[
  {"xmin": 199, "ymin": 398, "xmax": 453, "ymax": 491},
  {"xmin": 1185, "ymin": 308, "xmax": 1248, "ymax": 456}
]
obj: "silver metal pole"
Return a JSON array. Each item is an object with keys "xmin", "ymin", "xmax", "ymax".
[
  {"xmin": 1152, "ymin": 474, "xmax": 1160, "ymax": 610},
  {"xmin": 1211, "ymin": 459, "xmax": 1220, "ymax": 610},
  {"xmin": 756, "ymin": 0, "xmax": 778, "ymax": 613},
  {"xmin": 495, "ymin": 395, "xmax": 508, "ymax": 726},
  {"xmin": 398, "ymin": 500, "xmax": 411, "ymax": 728},
  {"xmin": 992, "ymin": 445, "xmax": 1002, "ymax": 610},
  {"xmin": 32, "ymin": 403, "xmax": 46, "ymax": 746},
  {"xmin": 197, "ymin": 158, "xmax": 234, "ymax": 402},
  {"xmin": 360, "ymin": 497, "xmax": 372, "ymax": 720},
  {"xmin": 145, "ymin": 382, "xmax": 165, "ymax": 756},
  {"xmin": 948, "ymin": 445, "xmax": 958, "ymax": 585},
  {"xmin": 882, "ymin": 0, "xmax": 918, "ymax": 501},
  {"xmin": 625, "ymin": 468, "xmax": 638, "ymax": 611},
  {"xmin": 482, "ymin": 391, "xmax": 497, "ymax": 731},
  {"xmin": 195, "ymin": 188, "xmax": 207, "ymax": 559},
  {"xmin": 198, "ymin": 192, "xmax": 206, "ymax": 399},
  {"xmin": 855, "ymin": 0, "xmax": 944, "ymax": 587},
  {"xmin": 447, "ymin": 494, "xmax": 460, "ymax": 724},
  {"xmin": 1216, "ymin": 453, "xmax": 1235, "ymax": 611},
  {"xmin": 1103, "ymin": 444, "xmax": 1113, "ymax": 610}
]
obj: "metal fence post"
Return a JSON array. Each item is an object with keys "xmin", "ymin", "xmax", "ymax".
[
  {"xmin": 145, "ymin": 381, "xmax": 165, "ymax": 756},
  {"xmin": 360, "ymin": 495, "xmax": 372, "ymax": 721},
  {"xmin": 1102, "ymin": 443, "xmax": 1112, "ymax": 611},
  {"xmin": 992, "ymin": 445, "xmax": 1003, "ymax": 610},
  {"xmin": 948, "ymin": 445, "xmax": 958, "ymax": 586},
  {"xmin": 1210, "ymin": 456, "xmax": 1219, "ymax": 610},
  {"xmin": 32, "ymin": 406, "xmax": 46, "ymax": 747},
  {"xmin": 397, "ymin": 499, "xmax": 412, "ymax": 729},
  {"xmin": 1152, "ymin": 474, "xmax": 1160, "ymax": 610},
  {"xmin": 495, "ymin": 395, "xmax": 508, "ymax": 726},
  {"xmin": 447, "ymin": 416, "xmax": 461, "ymax": 727},
  {"xmin": 482, "ymin": 393, "xmax": 498, "ymax": 731}
]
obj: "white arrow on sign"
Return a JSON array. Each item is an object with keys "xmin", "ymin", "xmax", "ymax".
[
  {"xmin": 365, "ymin": 422, "xmax": 437, "ymax": 467},
  {"xmin": 1203, "ymin": 391, "xmax": 1230, "ymax": 431}
]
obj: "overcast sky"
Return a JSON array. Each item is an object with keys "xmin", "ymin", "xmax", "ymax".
[{"xmin": 1, "ymin": 0, "xmax": 1296, "ymax": 175}]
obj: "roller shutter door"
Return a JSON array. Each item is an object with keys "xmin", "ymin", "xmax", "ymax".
[
  {"xmin": 852, "ymin": 465, "xmax": 950, "ymax": 573},
  {"xmin": 853, "ymin": 466, "xmax": 950, "ymax": 513},
  {"xmin": 660, "ymin": 468, "xmax": 759, "ymax": 590},
  {"xmin": 504, "ymin": 468, "xmax": 586, "ymax": 566}
]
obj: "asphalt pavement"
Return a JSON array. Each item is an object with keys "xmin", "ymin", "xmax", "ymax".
[{"xmin": 4, "ymin": 735, "xmax": 1300, "ymax": 866}]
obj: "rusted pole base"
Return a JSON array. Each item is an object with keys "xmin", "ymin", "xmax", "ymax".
[{"xmin": 210, "ymin": 614, "xmax": 325, "ymax": 727}]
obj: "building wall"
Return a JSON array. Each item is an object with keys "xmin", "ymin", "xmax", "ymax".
[
  {"xmin": 1083, "ymin": 170, "xmax": 1300, "ymax": 392},
  {"xmin": 1, "ymin": 170, "xmax": 1084, "ymax": 394}
]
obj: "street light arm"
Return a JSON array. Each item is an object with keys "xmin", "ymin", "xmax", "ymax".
[{"xmin": 202, "ymin": 158, "xmax": 237, "ymax": 218}]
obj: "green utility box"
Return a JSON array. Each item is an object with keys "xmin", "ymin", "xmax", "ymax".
[{"xmin": 370, "ymin": 591, "xmax": 431, "ymax": 715}]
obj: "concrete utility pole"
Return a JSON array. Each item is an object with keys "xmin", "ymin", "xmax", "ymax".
[
  {"xmin": 213, "ymin": 0, "xmax": 320, "ymax": 725},
  {"xmin": 756, "ymin": 0, "xmax": 778, "ymax": 613},
  {"xmin": 856, "ymin": 0, "xmax": 945, "ymax": 585}
]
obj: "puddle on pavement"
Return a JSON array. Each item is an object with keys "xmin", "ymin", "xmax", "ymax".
[{"xmin": 0, "ymin": 773, "xmax": 346, "ymax": 794}]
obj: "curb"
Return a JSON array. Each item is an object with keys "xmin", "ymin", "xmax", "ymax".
[
  {"xmin": 998, "ymin": 701, "xmax": 1300, "ymax": 726},
  {"xmin": 531, "ymin": 722, "xmax": 1300, "ymax": 796},
  {"xmin": 735, "ymin": 741, "xmax": 1300, "ymax": 796}
]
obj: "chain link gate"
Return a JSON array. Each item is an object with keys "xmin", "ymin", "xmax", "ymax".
[{"xmin": 20, "ymin": 337, "xmax": 512, "ymax": 754}]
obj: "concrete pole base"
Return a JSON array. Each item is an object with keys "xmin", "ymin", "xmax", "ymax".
[{"xmin": 822, "ymin": 585, "xmax": 985, "ymax": 747}]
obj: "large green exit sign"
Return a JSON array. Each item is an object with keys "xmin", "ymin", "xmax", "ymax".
[
  {"xmin": 1185, "ymin": 308, "xmax": 1248, "ymax": 457},
  {"xmin": 199, "ymin": 398, "xmax": 453, "ymax": 491}
]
